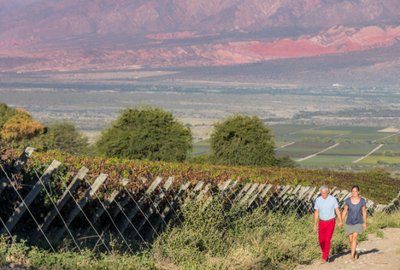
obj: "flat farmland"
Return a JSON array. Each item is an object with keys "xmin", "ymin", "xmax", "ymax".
[
  {"xmin": 299, "ymin": 155, "xmax": 360, "ymax": 166},
  {"xmin": 275, "ymin": 142, "xmax": 334, "ymax": 158},
  {"xmin": 321, "ymin": 143, "xmax": 376, "ymax": 156},
  {"xmin": 372, "ymin": 143, "xmax": 400, "ymax": 156},
  {"xmin": 193, "ymin": 124, "xmax": 400, "ymax": 172},
  {"xmin": 360, "ymin": 156, "xmax": 400, "ymax": 164},
  {"xmin": 270, "ymin": 124, "xmax": 318, "ymax": 136}
]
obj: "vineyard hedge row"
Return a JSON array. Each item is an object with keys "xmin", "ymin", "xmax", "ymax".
[{"xmin": 19, "ymin": 150, "xmax": 400, "ymax": 204}]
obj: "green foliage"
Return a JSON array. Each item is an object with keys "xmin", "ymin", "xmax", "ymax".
[
  {"xmin": 210, "ymin": 115, "xmax": 276, "ymax": 166},
  {"xmin": 0, "ymin": 108, "xmax": 44, "ymax": 147},
  {"xmin": 0, "ymin": 237, "xmax": 155, "ymax": 270},
  {"xmin": 96, "ymin": 107, "xmax": 192, "ymax": 162},
  {"xmin": 367, "ymin": 211, "xmax": 400, "ymax": 235},
  {"xmin": 152, "ymin": 198, "xmax": 346, "ymax": 270},
  {"xmin": 41, "ymin": 122, "xmax": 89, "ymax": 155}
]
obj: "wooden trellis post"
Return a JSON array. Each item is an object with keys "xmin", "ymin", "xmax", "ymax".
[
  {"xmin": 80, "ymin": 178, "xmax": 130, "ymax": 238},
  {"xmin": 116, "ymin": 176, "xmax": 163, "ymax": 235},
  {"xmin": 0, "ymin": 147, "xmax": 35, "ymax": 196},
  {"xmin": 144, "ymin": 181, "xmax": 192, "ymax": 241},
  {"xmin": 234, "ymin": 183, "xmax": 252, "ymax": 202},
  {"xmin": 129, "ymin": 178, "xmax": 174, "ymax": 238},
  {"xmin": 52, "ymin": 173, "xmax": 108, "ymax": 243},
  {"xmin": 31, "ymin": 166, "xmax": 89, "ymax": 243},
  {"xmin": 0, "ymin": 160, "xmax": 61, "ymax": 235}
]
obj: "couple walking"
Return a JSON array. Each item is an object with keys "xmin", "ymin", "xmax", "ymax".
[{"xmin": 313, "ymin": 185, "xmax": 367, "ymax": 263}]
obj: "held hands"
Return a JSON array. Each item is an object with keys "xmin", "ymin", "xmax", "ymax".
[
  {"xmin": 338, "ymin": 221, "xmax": 343, "ymax": 229},
  {"xmin": 363, "ymin": 223, "xmax": 367, "ymax": 231}
]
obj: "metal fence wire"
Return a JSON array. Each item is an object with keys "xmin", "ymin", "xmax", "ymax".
[{"xmin": 0, "ymin": 147, "xmax": 399, "ymax": 254}]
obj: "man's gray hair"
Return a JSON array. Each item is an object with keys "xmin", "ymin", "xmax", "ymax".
[{"xmin": 319, "ymin": 185, "xmax": 329, "ymax": 192}]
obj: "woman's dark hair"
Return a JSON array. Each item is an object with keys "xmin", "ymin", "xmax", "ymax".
[{"xmin": 351, "ymin": 185, "xmax": 360, "ymax": 191}]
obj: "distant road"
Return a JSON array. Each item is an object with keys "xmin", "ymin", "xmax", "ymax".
[
  {"xmin": 372, "ymin": 132, "xmax": 400, "ymax": 143},
  {"xmin": 296, "ymin": 143, "xmax": 340, "ymax": 162},
  {"xmin": 352, "ymin": 144, "xmax": 384, "ymax": 163},
  {"xmin": 275, "ymin": 142, "xmax": 295, "ymax": 150}
]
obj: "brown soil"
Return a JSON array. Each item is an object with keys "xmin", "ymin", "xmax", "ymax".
[{"xmin": 296, "ymin": 228, "xmax": 400, "ymax": 270}]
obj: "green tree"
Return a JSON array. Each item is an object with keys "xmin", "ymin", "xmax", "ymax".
[
  {"xmin": 210, "ymin": 115, "xmax": 276, "ymax": 166},
  {"xmin": 41, "ymin": 122, "xmax": 89, "ymax": 154},
  {"xmin": 96, "ymin": 107, "xmax": 192, "ymax": 162}
]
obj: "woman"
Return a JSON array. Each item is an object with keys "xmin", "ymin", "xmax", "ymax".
[{"xmin": 341, "ymin": 185, "xmax": 367, "ymax": 259}]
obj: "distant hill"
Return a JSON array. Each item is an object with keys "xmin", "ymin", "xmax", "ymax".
[{"xmin": 0, "ymin": 0, "xmax": 400, "ymax": 85}]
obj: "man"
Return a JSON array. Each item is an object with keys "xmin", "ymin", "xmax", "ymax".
[{"xmin": 313, "ymin": 185, "xmax": 343, "ymax": 263}]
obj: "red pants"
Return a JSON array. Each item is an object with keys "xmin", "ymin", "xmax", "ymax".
[{"xmin": 318, "ymin": 219, "xmax": 336, "ymax": 261}]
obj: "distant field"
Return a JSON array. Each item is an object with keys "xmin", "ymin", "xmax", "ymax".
[
  {"xmin": 321, "ymin": 143, "xmax": 375, "ymax": 156},
  {"xmin": 192, "ymin": 139, "xmax": 210, "ymax": 156},
  {"xmin": 360, "ymin": 156, "xmax": 400, "ymax": 164},
  {"xmin": 193, "ymin": 124, "xmax": 400, "ymax": 172},
  {"xmin": 373, "ymin": 144, "xmax": 400, "ymax": 156},
  {"xmin": 270, "ymin": 124, "xmax": 317, "ymax": 136},
  {"xmin": 299, "ymin": 155, "xmax": 360, "ymax": 166},
  {"xmin": 276, "ymin": 142, "xmax": 334, "ymax": 158}
]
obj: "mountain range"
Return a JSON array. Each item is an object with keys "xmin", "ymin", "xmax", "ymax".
[{"xmin": 0, "ymin": 0, "xmax": 399, "ymax": 85}]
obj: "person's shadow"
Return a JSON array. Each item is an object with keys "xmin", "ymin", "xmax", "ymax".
[{"xmin": 329, "ymin": 248, "xmax": 380, "ymax": 262}]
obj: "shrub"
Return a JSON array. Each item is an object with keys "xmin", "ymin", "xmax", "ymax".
[
  {"xmin": 210, "ymin": 115, "xmax": 276, "ymax": 166},
  {"xmin": 41, "ymin": 122, "xmax": 89, "ymax": 155},
  {"xmin": 96, "ymin": 107, "xmax": 192, "ymax": 162}
]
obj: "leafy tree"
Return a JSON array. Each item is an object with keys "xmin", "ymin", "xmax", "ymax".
[
  {"xmin": 41, "ymin": 122, "xmax": 89, "ymax": 154},
  {"xmin": 210, "ymin": 115, "xmax": 276, "ymax": 166},
  {"xmin": 96, "ymin": 107, "xmax": 192, "ymax": 162},
  {"xmin": 0, "ymin": 108, "xmax": 44, "ymax": 146}
]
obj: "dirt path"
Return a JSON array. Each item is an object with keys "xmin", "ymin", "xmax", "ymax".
[
  {"xmin": 352, "ymin": 144, "xmax": 384, "ymax": 163},
  {"xmin": 296, "ymin": 143, "xmax": 340, "ymax": 162},
  {"xmin": 296, "ymin": 228, "xmax": 400, "ymax": 270}
]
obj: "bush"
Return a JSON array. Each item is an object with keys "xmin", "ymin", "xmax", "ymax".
[
  {"xmin": 210, "ymin": 115, "xmax": 276, "ymax": 166},
  {"xmin": 0, "ymin": 108, "xmax": 44, "ymax": 147},
  {"xmin": 41, "ymin": 122, "xmax": 89, "ymax": 155},
  {"xmin": 96, "ymin": 107, "xmax": 192, "ymax": 162}
]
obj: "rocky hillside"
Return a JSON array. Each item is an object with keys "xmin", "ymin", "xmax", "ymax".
[{"xmin": 0, "ymin": 0, "xmax": 399, "ymax": 76}]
